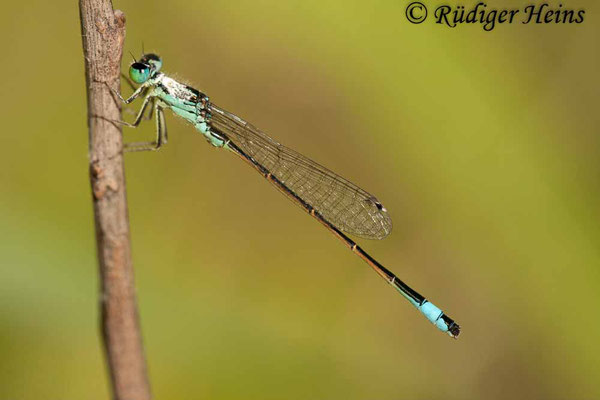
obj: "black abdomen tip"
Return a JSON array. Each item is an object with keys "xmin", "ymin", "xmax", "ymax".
[
  {"xmin": 449, "ymin": 323, "xmax": 461, "ymax": 338},
  {"xmin": 441, "ymin": 314, "xmax": 461, "ymax": 338}
]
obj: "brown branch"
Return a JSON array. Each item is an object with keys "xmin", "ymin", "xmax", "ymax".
[{"xmin": 79, "ymin": 2, "xmax": 151, "ymax": 399}]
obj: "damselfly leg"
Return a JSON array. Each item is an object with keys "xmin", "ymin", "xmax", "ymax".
[{"xmin": 109, "ymin": 85, "xmax": 167, "ymax": 152}]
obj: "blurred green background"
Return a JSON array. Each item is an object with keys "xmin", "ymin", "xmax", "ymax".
[{"xmin": 1, "ymin": 0, "xmax": 599, "ymax": 399}]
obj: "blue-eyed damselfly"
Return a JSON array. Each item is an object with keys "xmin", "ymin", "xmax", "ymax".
[{"xmin": 112, "ymin": 53, "xmax": 461, "ymax": 338}]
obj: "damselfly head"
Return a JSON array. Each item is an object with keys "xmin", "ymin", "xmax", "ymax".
[
  {"xmin": 140, "ymin": 53, "xmax": 163, "ymax": 72},
  {"xmin": 128, "ymin": 53, "xmax": 162, "ymax": 84}
]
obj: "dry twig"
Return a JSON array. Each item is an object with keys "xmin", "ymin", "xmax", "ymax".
[{"xmin": 79, "ymin": 1, "xmax": 151, "ymax": 399}]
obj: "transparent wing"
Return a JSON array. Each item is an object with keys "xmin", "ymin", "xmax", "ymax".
[{"xmin": 208, "ymin": 103, "xmax": 392, "ymax": 240}]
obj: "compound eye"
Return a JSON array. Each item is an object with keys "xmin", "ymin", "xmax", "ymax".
[{"xmin": 129, "ymin": 62, "xmax": 151, "ymax": 84}]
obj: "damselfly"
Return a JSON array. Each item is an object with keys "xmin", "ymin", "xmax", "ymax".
[{"xmin": 112, "ymin": 53, "xmax": 460, "ymax": 338}]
